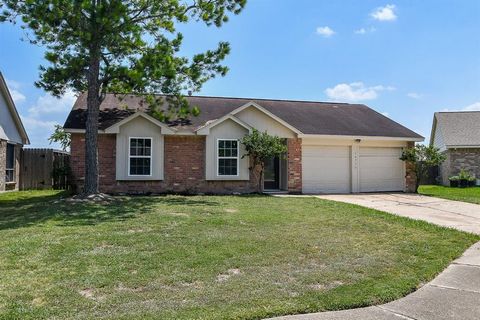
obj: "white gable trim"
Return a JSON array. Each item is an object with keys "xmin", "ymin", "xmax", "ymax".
[
  {"xmin": 195, "ymin": 101, "xmax": 302, "ymax": 136},
  {"xmin": 230, "ymin": 102, "xmax": 302, "ymax": 134},
  {"xmin": 104, "ymin": 111, "xmax": 177, "ymax": 134},
  {"xmin": 196, "ymin": 114, "xmax": 253, "ymax": 135},
  {"xmin": 0, "ymin": 72, "xmax": 30, "ymax": 144}
]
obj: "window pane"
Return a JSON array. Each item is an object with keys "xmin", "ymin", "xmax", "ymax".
[
  {"xmin": 130, "ymin": 138, "xmax": 152, "ymax": 157},
  {"xmin": 130, "ymin": 157, "xmax": 151, "ymax": 175},
  {"xmin": 218, "ymin": 158, "xmax": 237, "ymax": 176},
  {"xmin": 6, "ymin": 144, "xmax": 14, "ymax": 169}
]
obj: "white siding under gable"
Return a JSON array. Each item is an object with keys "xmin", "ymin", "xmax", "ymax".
[
  {"xmin": 235, "ymin": 106, "xmax": 295, "ymax": 138},
  {"xmin": 205, "ymin": 118, "xmax": 250, "ymax": 180},
  {"xmin": 0, "ymin": 92, "xmax": 23, "ymax": 144},
  {"xmin": 115, "ymin": 116, "xmax": 164, "ymax": 180},
  {"xmin": 432, "ymin": 122, "xmax": 447, "ymax": 151}
]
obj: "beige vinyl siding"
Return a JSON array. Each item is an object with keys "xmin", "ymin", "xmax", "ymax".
[
  {"xmin": 432, "ymin": 123, "xmax": 447, "ymax": 151},
  {"xmin": 205, "ymin": 119, "xmax": 250, "ymax": 180},
  {"xmin": 116, "ymin": 116, "xmax": 164, "ymax": 180},
  {"xmin": 0, "ymin": 92, "xmax": 23, "ymax": 144},
  {"xmin": 235, "ymin": 106, "xmax": 295, "ymax": 138}
]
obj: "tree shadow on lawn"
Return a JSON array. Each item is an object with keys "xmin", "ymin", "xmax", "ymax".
[{"xmin": 0, "ymin": 194, "xmax": 219, "ymax": 231}]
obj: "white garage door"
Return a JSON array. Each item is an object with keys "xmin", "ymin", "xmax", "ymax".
[
  {"xmin": 302, "ymin": 146, "xmax": 351, "ymax": 193},
  {"xmin": 359, "ymin": 147, "xmax": 404, "ymax": 192}
]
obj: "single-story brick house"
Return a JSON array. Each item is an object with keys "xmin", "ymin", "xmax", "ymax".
[
  {"xmin": 64, "ymin": 94, "xmax": 423, "ymax": 194},
  {"xmin": 430, "ymin": 111, "xmax": 480, "ymax": 185},
  {"xmin": 0, "ymin": 72, "xmax": 29, "ymax": 192}
]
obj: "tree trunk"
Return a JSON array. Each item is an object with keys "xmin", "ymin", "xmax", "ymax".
[
  {"xmin": 258, "ymin": 163, "xmax": 264, "ymax": 193},
  {"xmin": 83, "ymin": 55, "xmax": 101, "ymax": 195}
]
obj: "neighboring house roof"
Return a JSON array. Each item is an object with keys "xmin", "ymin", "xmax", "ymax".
[
  {"xmin": 64, "ymin": 93, "xmax": 423, "ymax": 139},
  {"xmin": 0, "ymin": 72, "xmax": 30, "ymax": 144},
  {"xmin": 430, "ymin": 111, "xmax": 480, "ymax": 148}
]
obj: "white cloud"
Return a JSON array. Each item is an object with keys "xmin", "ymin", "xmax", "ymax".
[
  {"xmin": 5, "ymin": 79, "xmax": 26, "ymax": 103},
  {"xmin": 316, "ymin": 26, "xmax": 335, "ymax": 37},
  {"xmin": 407, "ymin": 92, "xmax": 422, "ymax": 99},
  {"xmin": 461, "ymin": 102, "xmax": 480, "ymax": 111},
  {"xmin": 354, "ymin": 27, "xmax": 376, "ymax": 34},
  {"xmin": 371, "ymin": 4, "xmax": 397, "ymax": 21},
  {"xmin": 441, "ymin": 102, "xmax": 480, "ymax": 112},
  {"xmin": 325, "ymin": 82, "xmax": 395, "ymax": 102},
  {"xmin": 28, "ymin": 90, "xmax": 76, "ymax": 117},
  {"xmin": 21, "ymin": 116, "xmax": 58, "ymax": 130}
]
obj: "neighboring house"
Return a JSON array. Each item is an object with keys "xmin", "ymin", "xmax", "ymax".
[
  {"xmin": 430, "ymin": 111, "xmax": 480, "ymax": 185},
  {"xmin": 63, "ymin": 94, "xmax": 423, "ymax": 194},
  {"xmin": 0, "ymin": 72, "xmax": 29, "ymax": 192}
]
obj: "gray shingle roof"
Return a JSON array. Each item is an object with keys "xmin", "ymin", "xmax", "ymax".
[
  {"xmin": 434, "ymin": 111, "xmax": 480, "ymax": 147},
  {"xmin": 64, "ymin": 93, "xmax": 422, "ymax": 139}
]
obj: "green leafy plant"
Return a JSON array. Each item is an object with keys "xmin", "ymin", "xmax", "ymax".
[
  {"xmin": 241, "ymin": 129, "xmax": 287, "ymax": 192},
  {"xmin": 400, "ymin": 144, "xmax": 447, "ymax": 193},
  {"xmin": 1, "ymin": 0, "xmax": 246, "ymax": 196},
  {"xmin": 49, "ymin": 125, "xmax": 71, "ymax": 151},
  {"xmin": 449, "ymin": 176, "xmax": 459, "ymax": 181},
  {"xmin": 458, "ymin": 169, "xmax": 474, "ymax": 180}
]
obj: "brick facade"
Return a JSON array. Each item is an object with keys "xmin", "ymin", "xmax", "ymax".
[
  {"xmin": 0, "ymin": 141, "xmax": 22, "ymax": 192},
  {"xmin": 404, "ymin": 141, "xmax": 417, "ymax": 193},
  {"xmin": 439, "ymin": 148, "xmax": 480, "ymax": 185},
  {"xmin": 287, "ymin": 138, "xmax": 302, "ymax": 193},
  {"xmin": 71, "ymin": 133, "xmax": 262, "ymax": 194}
]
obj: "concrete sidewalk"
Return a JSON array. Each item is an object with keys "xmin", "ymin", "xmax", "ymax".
[{"xmin": 269, "ymin": 193, "xmax": 480, "ymax": 319}]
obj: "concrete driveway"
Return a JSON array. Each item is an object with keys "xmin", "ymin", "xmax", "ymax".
[{"xmin": 316, "ymin": 193, "xmax": 480, "ymax": 235}]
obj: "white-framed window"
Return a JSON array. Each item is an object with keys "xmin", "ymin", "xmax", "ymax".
[
  {"xmin": 128, "ymin": 137, "xmax": 152, "ymax": 176},
  {"xmin": 5, "ymin": 143, "xmax": 15, "ymax": 182},
  {"xmin": 217, "ymin": 139, "xmax": 239, "ymax": 176}
]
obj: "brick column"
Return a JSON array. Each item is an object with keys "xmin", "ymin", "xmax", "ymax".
[
  {"xmin": 405, "ymin": 141, "xmax": 417, "ymax": 193},
  {"xmin": 287, "ymin": 138, "xmax": 302, "ymax": 193}
]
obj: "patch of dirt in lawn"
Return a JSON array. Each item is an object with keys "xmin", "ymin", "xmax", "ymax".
[
  {"xmin": 225, "ymin": 208, "xmax": 238, "ymax": 213},
  {"xmin": 216, "ymin": 268, "xmax": 241, "ymax": 282},
  {"xmin": 85, "ymin": 243, "xmax": 127, "ymax": 255},
  {"xmin": 127, "ymin": 227, "xmax": 151, "ymax": 233},
  {"xmin": 166, "ymin": 212, "xmax": 190, "ymax": 217},
  {"xmin": 116, "ymin": 283, "xmax": 146, "ymax": 293},
  {"xmin": 79, "ymin": 288, "xmax": 105, "ymax": 301},
  {"xmin": 308, "ymin": 281, "xmax": 344, "ymax": 291}
]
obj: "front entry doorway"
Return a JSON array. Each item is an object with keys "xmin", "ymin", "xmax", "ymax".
[{"xmin": 264, "ymin": 156, "xmax": 280, "ymax": 190}]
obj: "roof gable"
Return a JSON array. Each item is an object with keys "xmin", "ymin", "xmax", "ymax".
[
  {"xmin": 432, "ymin": 112, "xmax": 480, "ymax": 147},
  {"xmin": 104, "ymin": 111, "xmax": 177, "ymax": 134}
]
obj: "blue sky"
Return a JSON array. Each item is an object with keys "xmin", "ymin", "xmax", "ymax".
[{"xmin": 1, "ymin": 0, "xmax": 479, "ymax": 148}]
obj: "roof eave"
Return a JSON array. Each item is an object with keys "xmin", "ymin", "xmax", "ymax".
[
  {"xmin": 0, "ymin": 72, "xmax": 30, "ymax": 144},
  {"xmin": 298, "ymin": 134, "xmax": 424, "ymax": 142}
]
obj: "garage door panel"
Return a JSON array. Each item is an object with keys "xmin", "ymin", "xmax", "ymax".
[
  {"xmin": 359, "ymin": 147, "xmax": 404, "ymax": 192},
  {"xmin": 302, "ymin": 146, "xmax": 351, "ymax": 194}
]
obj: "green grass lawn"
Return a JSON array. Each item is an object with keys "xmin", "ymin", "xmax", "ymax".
[
  {"xmin": 0, "ymin": 190, "xmax": 478, "ymax": 320},
  {"xmin": 419, "ymin": 185, "xmax": 480, "ymax": 205}
]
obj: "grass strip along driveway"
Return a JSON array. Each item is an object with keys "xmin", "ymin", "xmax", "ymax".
[
  {"xmin": 0, "ymin": 190, "xmax": 478, "ymax": 319},
  {"xmin": 419, "ymin": 185, "xmax": 480, "ymax": 205}
]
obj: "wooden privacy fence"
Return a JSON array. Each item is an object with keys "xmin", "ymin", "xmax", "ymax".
[{"xmin": 20, "ymin": 149, "xmax": 71, "ymax": 190}]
